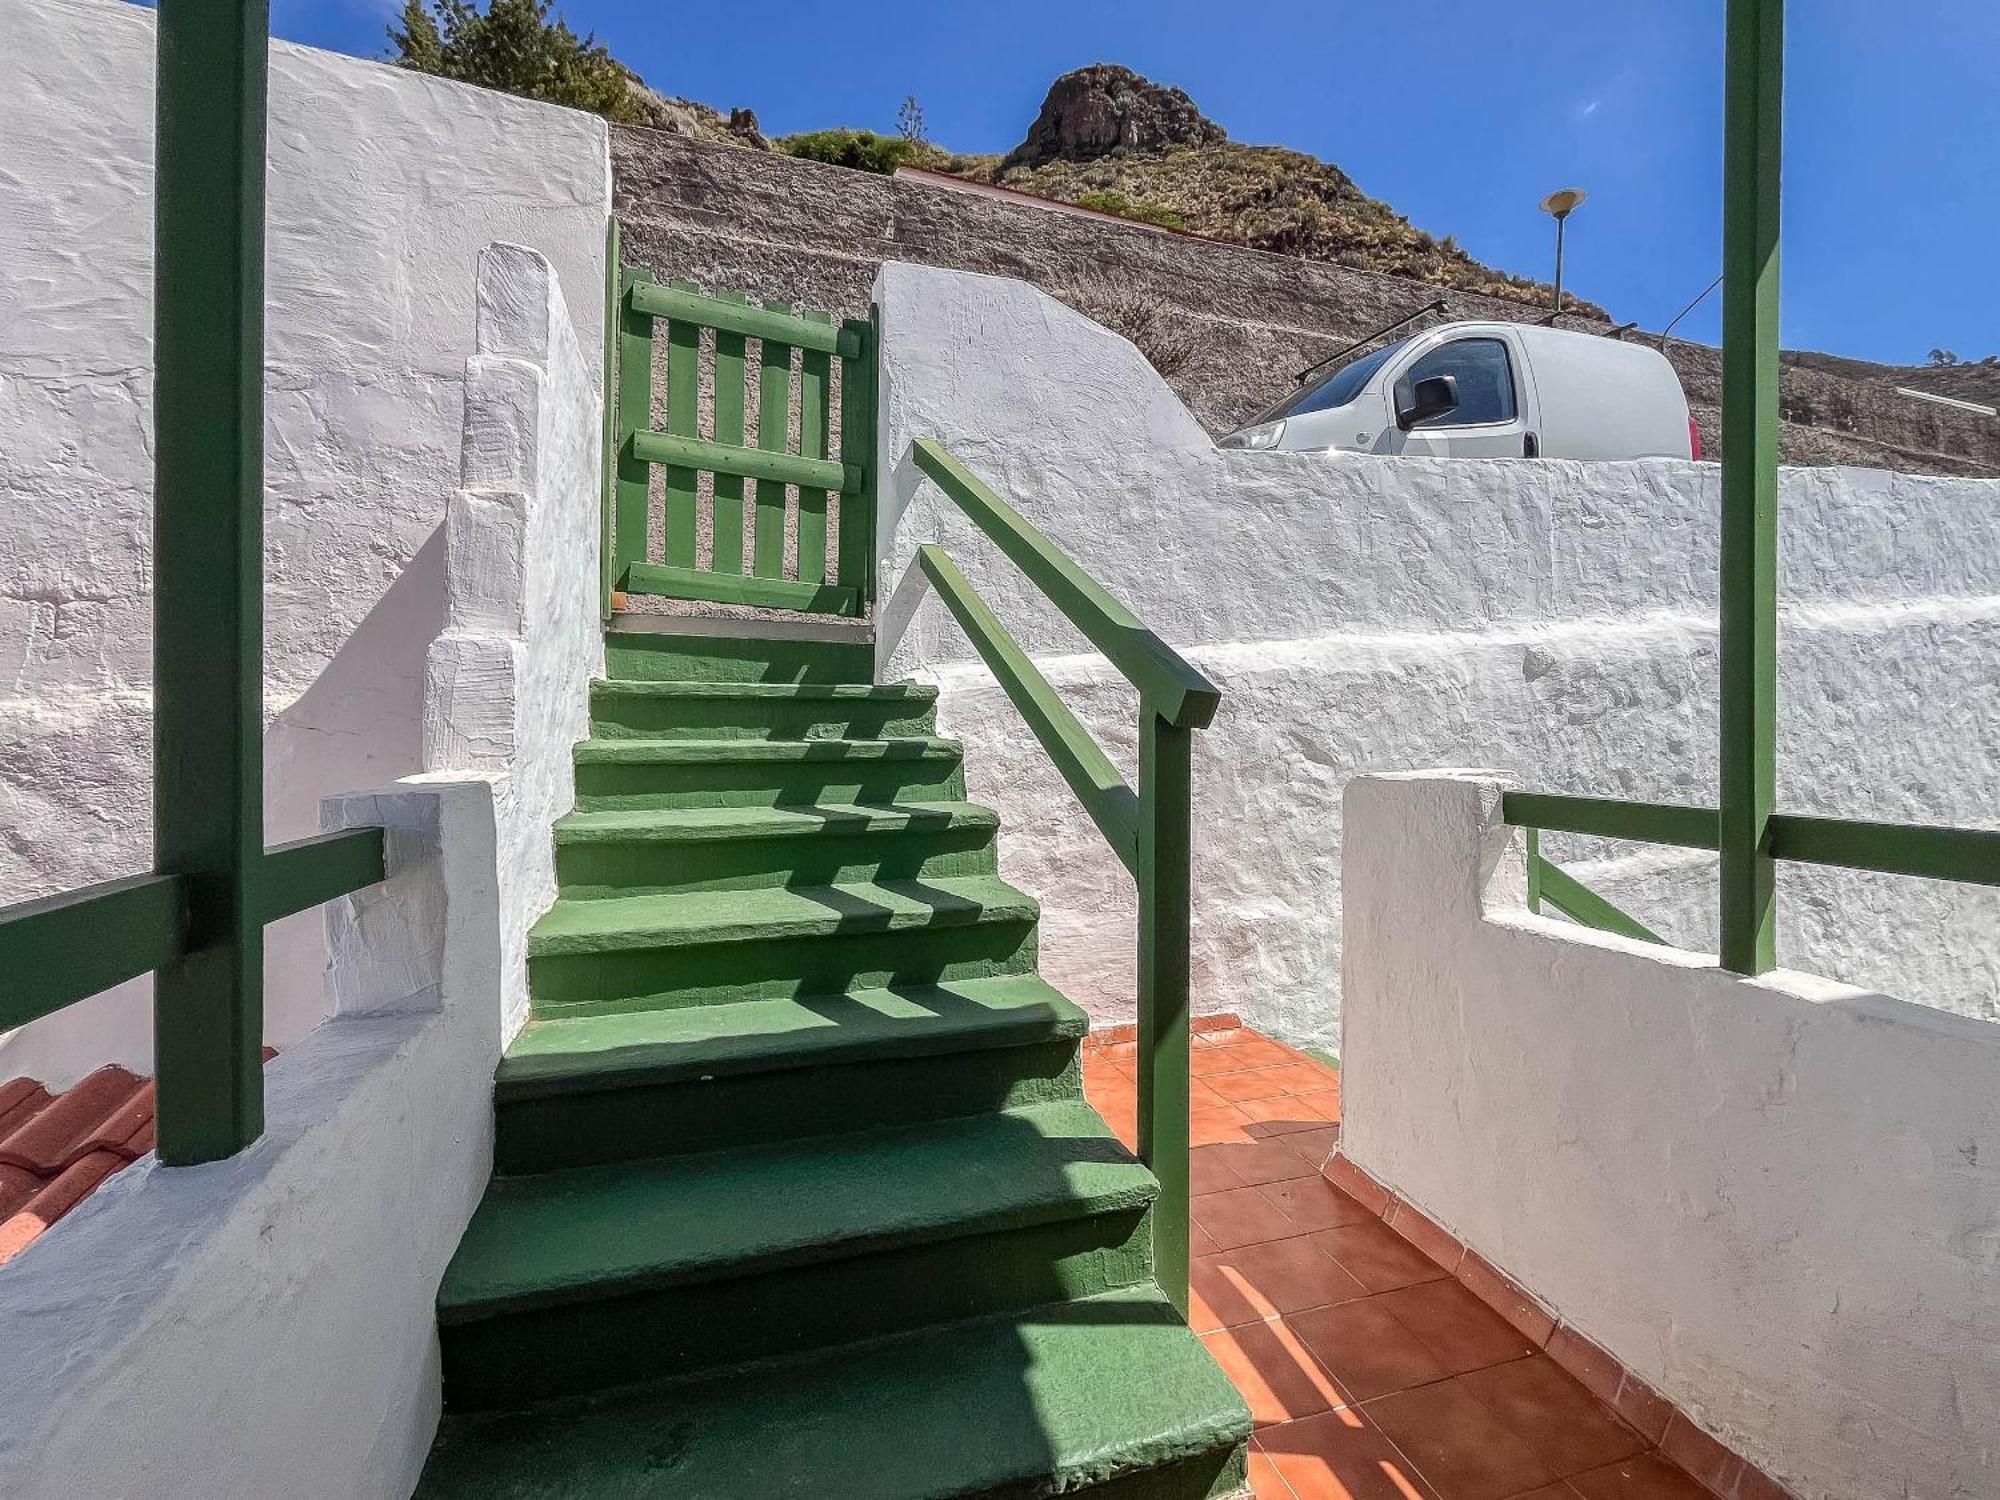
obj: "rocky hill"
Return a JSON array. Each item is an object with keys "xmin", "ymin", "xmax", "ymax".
[{"xmin": 929, "ymin": 65, "xmax": 1600, "ymax": 317}]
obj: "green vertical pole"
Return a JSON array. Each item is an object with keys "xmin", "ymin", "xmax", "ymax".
[
  {"xmin": 614, "ymin": 268, "xmax": 655, "ymax": 590},
  {"xmin": 835, "ymin": 308, "xmax": 879, "ymax": 615},
  {"xmin": 1718, "ymin": 0, "xmax": 1783, "ymax": 974},
  {"xmin": 1525, "ymin": 827, "xmax": 1543, "ymax": 915},
  {"xmin": 152, "ymin": 0, "xmax": 270, "ymax": 1164},
  {"xmin": 1135, "ymin": 710, "xmax": 1193, "ymax": 1317},
  {"xmin": 599, "ymin": 217, "xmax": 621, "ymax": 623}
]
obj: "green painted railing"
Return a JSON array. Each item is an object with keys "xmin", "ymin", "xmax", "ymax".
[
  {"xmin": 603, "ymin": 256, "xmax": 876, "ymax": 619},
  {"xmin": 909, "ymin": 438, "xmax": 1220, "ymax": 1316},
  {"xmin": 0, "ymin": 0, "xmax": 385, "ymax": 1165},
  {"xmin": 1508, "ymin": 0, "xmax": 2000, "ymax": 967}
]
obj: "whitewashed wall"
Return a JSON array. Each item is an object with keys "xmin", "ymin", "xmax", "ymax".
[
  {"xmin": 425, "ymin": 243, "xmax": 604, "ymax": 1042},
  {"xmin": 1338, "ymin": 771, "xmax": 2000, "ymax": 1500},
  {"xmin": 0, "ymin": 0, "xmax": 610, "ymax": 1083},
  {"xmin": 873, "ymin": 262, "xmax": 2000, "ymax": 1047},
  {"xmin": 0, "ymin": 774, "xmax": 504, "ymax": 1500}
]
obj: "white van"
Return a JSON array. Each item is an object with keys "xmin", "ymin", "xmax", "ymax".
[{"xmin": 1221, "ymin": 321, "xmax": 1698, "ymax": 461}]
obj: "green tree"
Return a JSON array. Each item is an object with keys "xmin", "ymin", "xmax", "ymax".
[
  {"xmin": 388, "ymin": 0, "xmax": 639, "ymax": 123},
  {"xmin": 897, "ymin": 93, "xmax": 927, "ymax": 145}
]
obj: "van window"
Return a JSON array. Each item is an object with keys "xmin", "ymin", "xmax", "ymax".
[
  {"xmin": 1263, "ymin": 338, "xmax": 1409, "ymax": 422},
  {"xmin": 1404, "ymin": 338, "xmax": 1517, "ymax": 427}
]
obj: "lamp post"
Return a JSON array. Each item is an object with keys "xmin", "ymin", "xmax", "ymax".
[{"xmin": 1539, "ymin": 187, "xmax": 1587, "ymax": 318}]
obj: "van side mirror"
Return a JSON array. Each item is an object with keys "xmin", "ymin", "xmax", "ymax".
[{"xmin": 1394, "ymin": 374, "xmax": 1459, "ymax": 431}]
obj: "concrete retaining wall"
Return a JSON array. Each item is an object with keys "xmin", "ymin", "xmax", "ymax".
[{"xmin": 1338, "ymin": 771, "xmax": 2000, "ymax": 1500}]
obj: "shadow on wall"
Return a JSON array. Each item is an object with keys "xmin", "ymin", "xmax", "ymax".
[{"xmin": 0, "ymin": 532, "xmax": 447, "ymax": 1089}]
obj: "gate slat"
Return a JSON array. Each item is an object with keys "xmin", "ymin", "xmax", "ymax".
[
  {"xmin": 662, "ymin": 279, "xmax": 701, "ymax": 569},
  {"xmin": 711, "ymin": 291, "xmax": 748, "ymax": 576},
  {"xmin": 798, "ymin": 309, "xmax": 832, "ymax": 585},
  {"xmin": 754, "ymin": 299, "xmax": 793, "ymax": 580}
]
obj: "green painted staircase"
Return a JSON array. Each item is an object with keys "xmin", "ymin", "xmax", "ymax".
[{"xmin": 416, "ymin": 623, "xmax": 1251, "ymax": 1499}]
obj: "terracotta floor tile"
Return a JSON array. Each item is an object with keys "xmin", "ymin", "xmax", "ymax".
[
  {"xmin": 1262, "ymin": 1061, "xmax": 1342, "ymax": 1095},
  {"xmin": 1502, "ymin": 1487, "xmax": 1585, "ymax": 1500},
  {"xmin": 1191, "ymin": 1104, "xmax": 1258, "ymax": 1146},
  {"xmin": 1259, "ymin": 1408, "xmax": 1441, "ymax": 1500},
  {"xmin": 1262, "ymin": 1176, "xmax": 1381, "ymax": 1233},
  {"xmin": 1239, "ymin": 1094, "xmax": 1337, "ymax": 1135},
  {"xmin": 1211, "ymin": 1037, "xmax": 1297, "ymax": 1069},
  {"xmin": 1195, "ymin": 1233, "xmax": 1370, "ymax": 1327},
  {"xmin": 1293, "ymin": 1089, "xmax": 1345, "ymax": 1123},
  {"xmin": 1201, "ymin": 1320, "xmax": 1347, "ymax": 1426},
  {"xmin": 1657, "ymin": 1413, "xmax": 1745, "ymax": 1496},
  {"xmin": 1382, "ymin": 1200, "xmax": 1465, "ymax": 1275},
  {"xmin": 1312, "ymin": 1220, "xmax": 1453, "ymax": 1293},
  {"xmin": 1196, "ymin": 1184, "xmax": 1307, "ymax": 1249},
  {"xmin": 1453, "ymin": 1358, "xmax": 1647, "ymax": 1478},
  {"xmin": 1192, "ymin": 1143, "xmax": 1245, "ymax": 1195},
  {"xmin": 1364, "ymin": 1378, "xmax": 1559, "ymax": 1500},
  {"xmin": 1372, "ymin": 1279, "xmax": 1540, "ymax": 1376},
  {"xmin": 1278, "ymin": 1124, "xmax": 1343, "ymax": 1165},
  {"xmin": 1249, "ymin": 1440, "xmax": 1301, "ymax": 1499},
  {"xmin": 1190, "ymin": 1218, "xmax": 1221, "ymax": 1257},
  {"xmin": 1205, "ymin": 1068, "xmax": 1298, "ymax": 1103},
  {"xmin": 1286, "ymin": 1296, "xmax": 1454, "ymax": 1403},
  {"xmin": 1565, "ymin": 1454, "xmax": 1714, "ymax": 1500},
  {"xmin": 1213, "ymin": 1138, "xmax": 1318, "ymax": 1188}
]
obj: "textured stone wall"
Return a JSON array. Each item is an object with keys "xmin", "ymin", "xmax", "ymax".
[
  {"xmin": 0, "ymin": 0, "xmax": 609, "ymax": 1084},
  {"xmin": 613, "ymin": 127, "xmax": 1998, "ymax": 477}
]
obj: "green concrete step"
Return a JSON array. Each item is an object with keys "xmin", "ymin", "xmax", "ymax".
[
  {"xmin": 419, "ymin": 1288, "xmax": 1252, "ymax": 1499},
  {"xmin": 496, "ymin": 976, "xmax": 1087, "ymax": 1173},
  {"xmin": 603, "ymin": 626, "xmax": 873, "ymax": 684},
  {"xmin": 439, "ymin": 1102, "xmax": 1159, "ymax": 1409},
  {"xmin": 590, "ymin": 679, "xmax": 938, "ymax": 741},
  {"xmin": 573, "ymin": 736, "xmax": 966, "ymax": 809},
  {"xmin": 552, "ymin": 801, "xmax": 999, "ymax": 897},
  {"xmin": 526, "ymin": 876, "xmax": 1040, "ymax": 1018}
]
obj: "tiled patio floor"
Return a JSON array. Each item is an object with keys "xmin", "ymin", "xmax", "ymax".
[{"xmin": 1081, "ymin": 1027, "xmax": 1718, "ymax": 1500}]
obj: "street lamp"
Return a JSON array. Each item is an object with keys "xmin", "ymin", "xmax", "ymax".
[{"xmin": 1539, "ymin": 187, "xmax": 1587, "ymax": 319}]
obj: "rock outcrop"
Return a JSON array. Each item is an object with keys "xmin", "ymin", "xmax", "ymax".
[{"xmin": 1002, "ymin": 64, "xmax": 1225, "ymax": 171}]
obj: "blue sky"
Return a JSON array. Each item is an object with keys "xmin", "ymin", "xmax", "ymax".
[{"xmin": 273, "ymin": 0, "xmax": 1995, "ymax": 364}]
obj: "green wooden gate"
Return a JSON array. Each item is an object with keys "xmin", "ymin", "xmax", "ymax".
[{"xmin": 602, "ymin": 229, "xmax": 877, "ymax": 619}]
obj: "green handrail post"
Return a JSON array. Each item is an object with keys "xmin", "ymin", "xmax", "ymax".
[
  {"xmin": 1525, "ymin": 827, "xmax": 1543, "ymax": 914},
  {"xmin": 1136, "ymin": 711, "xmax": 1194, "ymax": 1317},
  {"xmin": 151, "ymin": 0, "xmax": 270, "ymax": 1165},
  {"xmin": 599, "ymin": 216, "xmax": 621, "ymax": 622},
  {"xmin": 1718, "ymin": 0, "xmax": 1784, "ymax": 974},
  {"xmin": 614, "ymin": 266, "xmax": 655, "ymax": 592},
  {"xmin": 837, "ymin": 308, "xmax": 880, "ymax": 610}
]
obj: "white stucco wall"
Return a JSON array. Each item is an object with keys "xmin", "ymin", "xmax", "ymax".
[
  {"xmin": 424, "ymin": 243, "xmax": 603, "ymax": 1042},
  {"xmin": 872, "ymin": 261, "xmax": 2000, "ymax": 1048},
  {"xmin": 0, "ymin": 774, "xmax": 504, "ymax": 1499},
  {"xmin": 0, "ymin": 0, "xmax": 610, "ymax": 1083},
  {"xmin": 1338, "ymin": 771, "xmax": 2000, "ymax": 1500}
]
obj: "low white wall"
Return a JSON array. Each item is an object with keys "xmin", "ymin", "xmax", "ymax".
[
  {"xmin": 871, "ymin": 261, "xmax": 2000, "ymax": 1046},
  {"xmin": 0, "ymin": 774, "xmax": 503, "ymax": 1499},
  {"xmin": 1337, "ymin": 771, "xmax": 2000, "ymax": 1500},
  {"xmin": 0, "ymin": 0, "xmax": 610, "ymax": 1083}
]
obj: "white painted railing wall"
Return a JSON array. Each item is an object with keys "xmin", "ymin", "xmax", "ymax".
[
  {"xmin": 872, "ymin": 261, "xmax": 2000, "ymax": 1048},
  {"xmin": 1337, "ymin": 771, "xmax": 2000, "ymax": 1500},
  {"xmin": 0, "ymin": 0, "xmax": 610, "ymax": 1082}
]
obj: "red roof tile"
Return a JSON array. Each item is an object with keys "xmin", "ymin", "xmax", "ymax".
[{"xmin": 0, "ymin": 1051, "xmax": 279, "ymax": 1268}]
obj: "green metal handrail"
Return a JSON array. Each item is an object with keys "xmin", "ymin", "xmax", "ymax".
[
  {"xmin": 1507, "ymin": 0, "xmax": 1998, "ymax": 971},
  {"xmin": 908, "ymin": 440, "xmax": 1220, "ymax": 1316},
  {"xmin": 0, "ymin": 0, "xmax": 387, "ymax": 1164}
]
